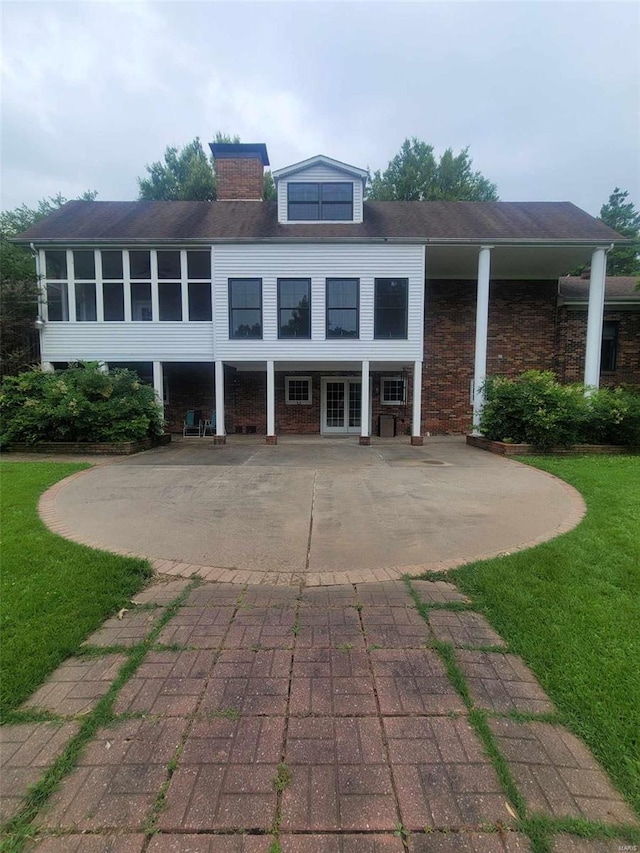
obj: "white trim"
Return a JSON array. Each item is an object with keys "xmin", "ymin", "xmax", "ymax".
[
  {"xmin": 273, "ymin": 154, "xmax": 368, "ymax": 181},
  {"xmin": 285, "ymin": 375, "xmax": 312, "ymax": 405}
]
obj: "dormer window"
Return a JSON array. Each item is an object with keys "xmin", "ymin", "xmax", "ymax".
[{"xmin": 287, "ymin": 182, "xmax": 353, "ymax": 221}]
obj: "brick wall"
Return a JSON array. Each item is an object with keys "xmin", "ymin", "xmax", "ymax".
[
  {"xmin": 423, "ymin": 280, "xmax": 558, "ymax": 434},
  {"xmin": 163, "ymin": 363, "xmax": 214, "ymax": 433},
  {"xmin": 216, "ymin": 159, "xmax": 264, "ymax": 201},
  {"xmin": 556, "ymin": 308, "xmax": 640, "ymax": 387}
]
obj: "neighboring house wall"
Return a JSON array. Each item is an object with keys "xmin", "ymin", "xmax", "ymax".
[
  {"xmin": 556, "ymin": 308, "xmax": 640, "ymax": 387},
  {"xmin": 423, "ymin": 280, "xmax": 558, "ymax": 434}
]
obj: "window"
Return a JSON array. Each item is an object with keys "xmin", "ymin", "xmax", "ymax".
[
  {"xmin": 73, "ymin": 251, "xmax": 95, "ymax": 280},
  {"xmin": 278, "ymin": 279, "xmax": 311, "ymax": 338},
  {"xmin": 287, "ymin": 182, "xmax": 353, "ymax": 221},
  {"xmin": 326, "ymin": 278, "xmax": 358, "ymax": 338},
  {"xmin": 374, "ymin": 278, "xmax": 408, "ymax": 339},
  {"xmin": 159, "ymin": 282, "xmax": 182, "ymax": 321},
  {"xmin": 131, "ymin": 282, "xmax": 152, "ymax": 321},
  {"xmin": 103, "ymin": 282, "xmax": 124, "ymax": 321},
  {"xmin": 188, "ymin": 283, "xmax": 212, "ymax": 321},
  {"xmin": 157, "ymin": 250, "xmax": 181, "ymax": 279},
  {"xmin": 129, "ymin": 250, "xmax": 151, "ymax": 279},
  {"xmin": 381, "ymin": 376, "xmax": 406, "ymax": 405},
  {"xmin": 601, "ymin": 321, "xmax": 619, "ymax": 372},
  {"xmin": 47, "ymin": 282, "xmax": 69, "ymax": 321},
  {"xmin": 187, "ymin": 251, "xmax": 211, "ymax": 279},
  {"xmin": 285, "ymin": 376, "xmax": 312, "ymax": 405},
  {"xmin": 75, "ymin": 282, "xmax": 97, "ymax": 321},
  {"xmin": 101, "ymin": 250, "xmax": 123, "ymax": 280},
  {"xmin": 45, "ymin": 250, "xmax": 67, "ymax": 279},
  {"xmin": 229, "ymin": 279, "xmax": 262, "ymax": 338}
]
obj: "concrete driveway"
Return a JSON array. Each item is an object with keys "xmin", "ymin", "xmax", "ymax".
[{"xmin": 41, "ymin": 436, "xmax": 585, "ymax": 585}]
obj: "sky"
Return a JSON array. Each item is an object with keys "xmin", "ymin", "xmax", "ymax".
[{"xmin": 1, "ymin": 0, "xmax": 639, "ymax": 217}]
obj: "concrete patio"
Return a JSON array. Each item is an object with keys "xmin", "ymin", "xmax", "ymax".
[{"xmin": 38, "ymin": 436, "xmax": 585, "ymax": 585}]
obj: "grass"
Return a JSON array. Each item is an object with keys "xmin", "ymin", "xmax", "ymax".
[
  {"xmin": 0, "ymin": 461, "xmax": 151, "ymax": 718},
  {"xmin": 449, "ymin": 455, "xmax": 640, "ymax": 817}
]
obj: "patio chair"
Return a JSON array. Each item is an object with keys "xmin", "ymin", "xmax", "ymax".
[
  {"xmin": 183, "ymin": 409, "xmax": 203, "ymax": 437},
  {"xmin": 202, "ymin": 412, "xmax": 217, "ymax": 437}
]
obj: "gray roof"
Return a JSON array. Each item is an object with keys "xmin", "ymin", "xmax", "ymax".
[
  {"xmin": 559, "ymin": 276, "xmax": 640, "ymax": 300},
  {"xmin": 14, "ymin": 199, "xmax": 624, "ymax": 244}
]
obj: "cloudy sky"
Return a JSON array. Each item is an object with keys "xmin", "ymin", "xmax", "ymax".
[{"xmin": 2, "ymin": 0, "xmax": 639, "ymax": 216}]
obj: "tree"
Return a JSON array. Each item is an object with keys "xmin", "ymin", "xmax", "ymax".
[
  {"xmin": 367, "ymin": 138, "xmax": 499, "ymax": 202},
  {"xmin": 0, "ymin": 191, "xmax": 97, "ymax": 377},
  {"xmin": 598, "ymin": 188, "xmax": 640, "ymax": 276},
  {"xmin": 137, "ymin": 133, "xmax": 277, "ymax": 202}
]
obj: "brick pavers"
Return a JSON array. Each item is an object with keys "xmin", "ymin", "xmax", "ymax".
[
  {"xmin": 290, "ymin": 647, "xmax": 378, "ymax": 715},
  {"xmin": 489, "ymin": 719, "xmax": 637, "ymax": 824},
  {"xmin": 114, "ymin": 650, "xmax": 215, "ymax": 716},
  {"xmin": 427, "ymin": 611, "xmax": 506, "ymax": 648},
  {"xmin": 0, "ymin": 722, "xmax": 80, "ymax": 821},
  {"xmin": 456, "ymin": 650, "xmax": 556, "ymax": 714},
  {"xmin": 42, "ymin": 718, "xmax": 186, "ymax": 831},
  {"xmin": 370, "ymin": 649, "xmax": 465, "ymax": 714},
  {"xmin": 21, "ymin": 655, "xmax": 125, "ymax": 715},
  {"xmin": 157, "ymin": 606, "xmax": 235, "ymax": 647},
  {"xmin": 384, "ymin": 716, "xmax": 510, "ymax": 829},
  {"xmin": 10, "ymin": 579, "xmax": 637, "ymax": 852},
  {"xmin": 83, "ymin": 610, "xmax": 162, "ymax": 647}
]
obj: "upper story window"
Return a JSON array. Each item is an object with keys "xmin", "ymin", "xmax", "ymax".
[
  {"xmin": 278, "ymin": 279, "xmax": 311, "ymax": 338},
  {"xmin": 229, "ymin": 279, "xmax": 262, "ymax": 338},
  {"xmin": 601, "ymin": 321, "xmax": 619, "ymax": 372},
  {"xmin": 326, "ymin": 279, "xmax": 359, "ymax": 338},
  {"xmin": 374, "ymin": 278, "xmax": 408, "ymax": 339},
  {"xmin": 287, "ymin": 182, "xmax": 353, "ymax": 221}
]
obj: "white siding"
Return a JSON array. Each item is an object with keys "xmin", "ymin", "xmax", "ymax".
[
  {"xmin": 277, "ymin": 164, "xmax": 364, "ymax": 224},
  {"xmin": 214, "ymin": 244, "xmax": 424, "ymax": 362},
  {"xmin": 41, "ymin": 323, "xmax": 214, "ymax": 362}
]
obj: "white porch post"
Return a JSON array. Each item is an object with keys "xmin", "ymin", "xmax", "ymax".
[
  {"xmin": 266, "ymin": 360, "xmax": 276, "ymax": 444},
  {"xmin": 411, "ymin": 360, "xmax": 423, "ymax": 445},
  {"xmin": 215, "ymin": 360, "xmax": 226, "ymax": 443},
  {"xmin": 360, "ymin": 359, "xmax": 370, "ymax": 445},
  {"xmin": 584, "ymin": 247, "xmax": 608, "ymax": 390},
  {"xmin": 472, "ymin": 245, "xmax": 492, "ymax": 434},
  {"xmin": 152, "ymin": 361, "xmax": 164, "ymax": 421}
]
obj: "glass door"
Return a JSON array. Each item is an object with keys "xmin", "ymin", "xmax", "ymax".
[{"xmin": 322, "ymin": 378, "xmax": 361, "ymax": 433}]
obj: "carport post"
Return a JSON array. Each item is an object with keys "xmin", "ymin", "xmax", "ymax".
[
  {"xmin": 472, "ymin": 246, "xmax": 492, "ymax": 435},
  {"xmin": 152, "ymin": 361, "xmax": 164, "ymax": 420},
  {"xmin": 266, "ymin": 360, "xmax": 276, "ymax": 444},
  {"xmin": 411, "ymin": 360, "xmax": 423, "ymax": 445},
  {"xmin": 214, "ymin": 360, "xmax": 226, "ymax": 443},
  {"xmin": 360, "ymin": 359, "xmax": 370, "ymax": 445},
  {"xmin": 584, "ymin": 246, "xmax": 608, "ymax": 390}
]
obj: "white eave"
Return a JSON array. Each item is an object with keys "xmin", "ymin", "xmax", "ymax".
[{"xmin": 272, "ymin": 154, "xmax": 369, "ymax": 182}]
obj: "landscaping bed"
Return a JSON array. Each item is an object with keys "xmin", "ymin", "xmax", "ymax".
[
  {"xmin": 3, "ymin": 434, "xmax": 171, "ymax": 455},
  {"xmin": 466, "ymin": 434, "xmax": 637, "ymax": 455}
]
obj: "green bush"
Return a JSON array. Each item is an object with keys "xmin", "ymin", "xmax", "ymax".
[
  {"xmin": 479, "ymin": 371, "xmax": 640, "ymax": 448},
  {"xmin": 586, "ymin": 387, "xmax": 640, "ymax": 446},
  {"xmin": 0, "ymin": 362, "xmax": 164, "ymax": 444}
]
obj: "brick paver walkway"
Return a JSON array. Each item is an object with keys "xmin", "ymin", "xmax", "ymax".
[{"xmin": 1, "ymin": 578, "xmax": 637, "ymax": 853}]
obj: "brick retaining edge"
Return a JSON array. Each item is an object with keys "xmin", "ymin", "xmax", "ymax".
[
  {"xmin": 466, "ymin": 435, "xmax": 639, "ymax": 456},
  {"xmin": 4, "ymin": 434, "xmax": 171, "ymax": 456}
]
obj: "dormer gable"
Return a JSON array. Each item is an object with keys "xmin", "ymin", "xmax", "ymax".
[{"xmin": 273, "ymin": 155, "xmax": 367, "ymax": 225}]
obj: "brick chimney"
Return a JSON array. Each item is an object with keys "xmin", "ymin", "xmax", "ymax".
[{"xmin": 209, "ymin": 142, "xmax": 270, "ymax": 201}]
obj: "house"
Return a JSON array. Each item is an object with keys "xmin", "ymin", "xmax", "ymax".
[{"xmin": 15, "ymin": 143, "xmax": 638, "ymax": 442}]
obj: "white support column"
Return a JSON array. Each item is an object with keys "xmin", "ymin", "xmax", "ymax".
[
  {"xmin": 472, "ymin": 245, "xmax": 492, "ymax": 434},
  {"xmin": 152, "ymin": 361, "xmax": 164, "ymax": 421},
  {"xmin": 266, "ymin": 360, "xmax": 276, "ymax": 443},
  {"xmin": 411, "ymin": 360, "xmax": 423, "ymax": 445},
  {"xmin": 67, "ymin": 249, "xmax": 76, "ymax": 323},
  {"xmin": 150, "ymin": 250, "xmax": 159, "ymax": 322},
  {"xmin": 584, "ymin": 247, "xmax": 608, "ymax": 390},
  {"xmin": 215, "ymin": 361, "xmax": 226, "ymax": 442},
  {"xmin": 95, "ymin": 249, "xmax": 104, "ymax": 323},
  {"xmin": 360, "ymin": 360, "xmax": 370, "ymax": 445}
]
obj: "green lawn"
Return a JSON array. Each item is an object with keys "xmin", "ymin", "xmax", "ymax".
[
  {"xmin": 0, "ymin": 462, "xmax": 151, "ymax": 718},
  {"xmin": 450, "ymin": 455, "xmax": 640, "ymax": 817}
]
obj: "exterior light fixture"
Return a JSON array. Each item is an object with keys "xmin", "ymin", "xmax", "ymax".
[{"xmin": 34, "ymin": 317, "xmax": 45, "ymax": 329}]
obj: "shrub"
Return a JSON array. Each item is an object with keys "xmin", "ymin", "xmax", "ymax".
[
  {"xmin": 0, "ymin": 362, "xmax": 164, "ymax": 444},
  {"xmin": 479, "ymin": 371, "xmax": 640, "ymax": 448},
  {"xmin": 586, "ymin": 387, "xmax": 640, "ymax": 446},
  {"xmin": 479, "ymin": 370, "xmax": 588, "ymax": 449}
]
